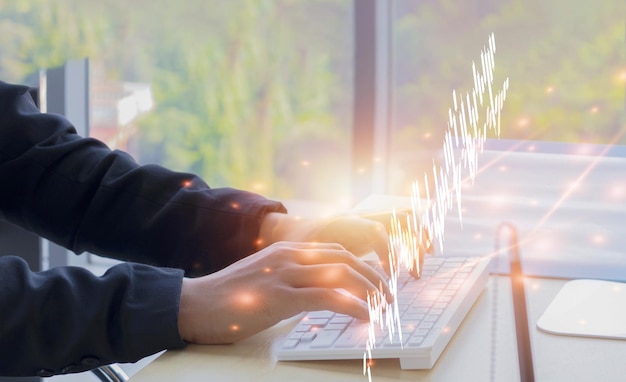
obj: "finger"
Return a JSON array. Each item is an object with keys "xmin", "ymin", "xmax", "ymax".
[
  {"xmin": 278, "ymin": 240, "xmax": 392, "ymax": 299},
  {"xmin": 277, "ymin": 241, "xmax": 346, "ymax": 251},
  {"xmin": 330, "ymin": 216, "xmax": 392, "ymax": 276},
  {"xmin": 291, "ymin": 249, "xmax": 393, "ymax": 300},
  {"xmin": 410, "ymin": 226, "xmax": 432, "ymax": 279},
  {"xmin": 359, "ymin": 210, "xmax": 411, "ymax": 232},
  {"xmin": 287, "ymin": 263, "xmax": 385, "ymax": 302},
  {"xmin": 423, "ymin": 227, "xmax": 434, "ymax": 255},
  {"xmin": 369, "ymin": 224, "xmax": 392, "ymax": 277},
  {"xmin": 293, "ymin": 288, "xmax": 370, "ymax": 320},
  {"xmin": 326, "ymin": 217, "xmax": 389, "ymax": 258},
  {"xmin": 273, "ymin": 241, "xmax": 347, "ymax": 264},
  {"xmin": 409, "ymin": 250, "xmax": 423, "ymax": 279},
  {"xmin": 360, "ymin": 212, "xmax": 417, "ymax": 277}
]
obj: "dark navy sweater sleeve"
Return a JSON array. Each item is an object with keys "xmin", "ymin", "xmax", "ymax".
[
  {"xmin": 0, "ymin": 256, "xmax": 185, "ymax": 377},
  {"xmin": 0, "ymin": 81, "xmax": 287, "ymax": 376},
  {"xmin": 0, "ymin": 81, "xmax": 286, "ymax": 275}
]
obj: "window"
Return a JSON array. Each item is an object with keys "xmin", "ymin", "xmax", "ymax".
[
  {"xmin": 1, "ymin": 0, "xmax": 355, "ymax": 214},
  {"xmin": 390, "ymin": 0, "xmax": 625, "ymax": 195},
  {"xmin": 388, "ymin": 0, "xmax": 626, "ymax": 279},
  {"xmin": 3, "ymin": 1, "xmax": 626, "ymax": 279}
]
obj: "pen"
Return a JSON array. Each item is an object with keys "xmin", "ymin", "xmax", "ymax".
[{"xmin": 507, "ymin": 224, "xmax": 535, "ymax": 382}]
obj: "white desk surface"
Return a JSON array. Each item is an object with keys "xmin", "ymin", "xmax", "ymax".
[{"xmin": 130, "ymin": 276, "xmax": 626, "ymax": 382}]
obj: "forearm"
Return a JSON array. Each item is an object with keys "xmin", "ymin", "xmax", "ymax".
[{"xmin": 0, "ymin": 256, "xmax": 186, "ymax": 377}]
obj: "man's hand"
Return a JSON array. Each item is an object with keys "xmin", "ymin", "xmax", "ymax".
[
  {"xmin": 359, "ymin": 210, "xmax": 433, "ymax": 278},
  {"xmin": 258, "ymin": 212, "xmax": 432, "ymax": 277},
  {"xmin": 178, "ymin": 241, "xmax": 392, "ymax": 344},
  {"xmin": 258, "ymin": 213, "xmax": 391, "ymax": 273}
]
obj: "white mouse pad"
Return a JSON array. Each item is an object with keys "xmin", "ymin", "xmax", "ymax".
[{"xmin": 537, "ymin": 279, "xmax": 626, "ymax": 340}]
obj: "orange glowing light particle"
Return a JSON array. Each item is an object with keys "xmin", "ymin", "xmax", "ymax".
[
  {"xmin": 590, "ymin": 106, "xmax": 599, "ymax": 114},
  {"xmin": 230, "ymin": 324, "xmax": 240, "ymax": 331},
  {"xmin": 231, "ymin": 202, "xmax": 240, "ymax": 209},
  {"xmin": 608, "ymin": 184, "xmax": 624, "ymax": 199},
  {"xmin": 255, "ymin": 238, "xmax": 264, "ymax": 247},
  {"xmin": 182, "ymin": 180, "xmax": 192, "ymax": 188},
  {"xmin": 301, "ymin": 160, "xmax": 310, "ymax": 167},
  {"xmin": 237, "ymin": 292, "xmax": 255, "ymax": 306},
  {"xmin": 517, "ymin": 118, "xmax": 529, "ymax": 127},
  {"xmin": 545, "ymin": 86, "xmax": 554, "ymax": 94},
  {"xmin": 591, "ymin": 234, "xmax": 606, "ymax": 245},
  {"xmin": 423, "ymin": 132, "xmax": 432, "ymax": 139},
  {"xmin": 263, "ymin": 267, "xmax": 272, "ymax": 273}
]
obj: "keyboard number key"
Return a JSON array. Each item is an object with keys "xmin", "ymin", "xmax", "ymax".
[
  {"xmin": 407, "ymin": 336, "xmax": 425, "ymax": 347},
  {"xmin": 281, "ymin": 339, "xmax": 300, "ymax": 349},
  {"xmin": 310, "ymin": 330, "xmax": 342, "ymax": 348},
  {"xmin": 301, "ymin": 332, "xmax": 317, "ymax": 341}
]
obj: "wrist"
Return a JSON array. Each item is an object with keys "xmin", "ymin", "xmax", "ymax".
[
  {"xmin": 177, "ymin": 278, "xmax": 194, "ymax": 343},
  {"xmin": 258, "ymin": 212, "xmax": 293, "ymax": 248}
]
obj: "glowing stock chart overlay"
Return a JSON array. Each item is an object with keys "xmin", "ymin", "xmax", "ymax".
[
  {"xmin": 363, "ymin": 34, "xmax": 510, "ymax": 380},
  {"xmin": 363, "ymin": 26, "xmax": 626, "ymax": 378}
]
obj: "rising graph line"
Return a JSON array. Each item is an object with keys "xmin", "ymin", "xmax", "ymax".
[{"xmin": 364, "ymin": 33, "xmax": 510, "ymax": 380}]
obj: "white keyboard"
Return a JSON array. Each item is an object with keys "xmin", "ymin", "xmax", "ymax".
[{"xmin": 276, "ymin": 256, "xmax": 491, "ymax": 369}]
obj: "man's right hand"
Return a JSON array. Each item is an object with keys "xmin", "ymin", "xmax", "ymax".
[{"xmin": 177, "ymin": 241, "xmax": 392, "ymax": 344}]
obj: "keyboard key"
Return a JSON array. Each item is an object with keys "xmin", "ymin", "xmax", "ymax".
[
  {"xmin": 329, "ymin": 316, "xmax": 354, "ymax": 324},
  {"xmin": 402, "ymin": 313, "xmax": 425, "ymax": 321},
  {"xmin": 302, "ymin": 318, "xmax": 330, "ymax": 326},
  {"xmin": 310, "ymin": 330, "xmax": 342, "ymax": 348},
  {"xmin": 306, "ymin": 311, "xmax": 335, "ymax": 319},
  {"xmin": 295, "ymin": 324, "xmax": 313, "ymax": 332},
  {"xmin": 381, "ymin": 339, "xmax": 403, "ymax": 348},
  {"xmin": 289, "ymin": 332, "xmax": 305, "ymax": 340},
  {"xmin": 326, "ymin": 323, "xmax": 348, "ymax": 331},
  {"xmin": 418, "ymin": 322, "xmax": 434, "ymax": 329},
  {"xmin": 406, "ymin": 307, "xmax": 429, "ymax": 314},
  {"xmin": 407, "ymin": 336, "xmax": 425, "ymax": 346},
  {"xmin": 335, "ymin": 330, "xmax": 366, "ymax": 348},
  {"xmin": 281, "ymin": 339, "xmax": 299, "ymax": 349}
]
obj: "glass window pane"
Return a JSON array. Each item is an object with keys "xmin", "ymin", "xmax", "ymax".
[
  {"xmin": 391, "ymin": 0, "xmax": 625, "ymax": 193},
  {"xmin": 1, "ymin": 0, "xmax": 354, "ymax": 213},
  {"xmin": 391, "ymin": 0, "xmax": 626, "ymax": 279}
]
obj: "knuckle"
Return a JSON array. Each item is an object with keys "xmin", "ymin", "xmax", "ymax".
[{"xmin": 336, "ymin": 263, "xmax": 354, "ymax": 277}]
